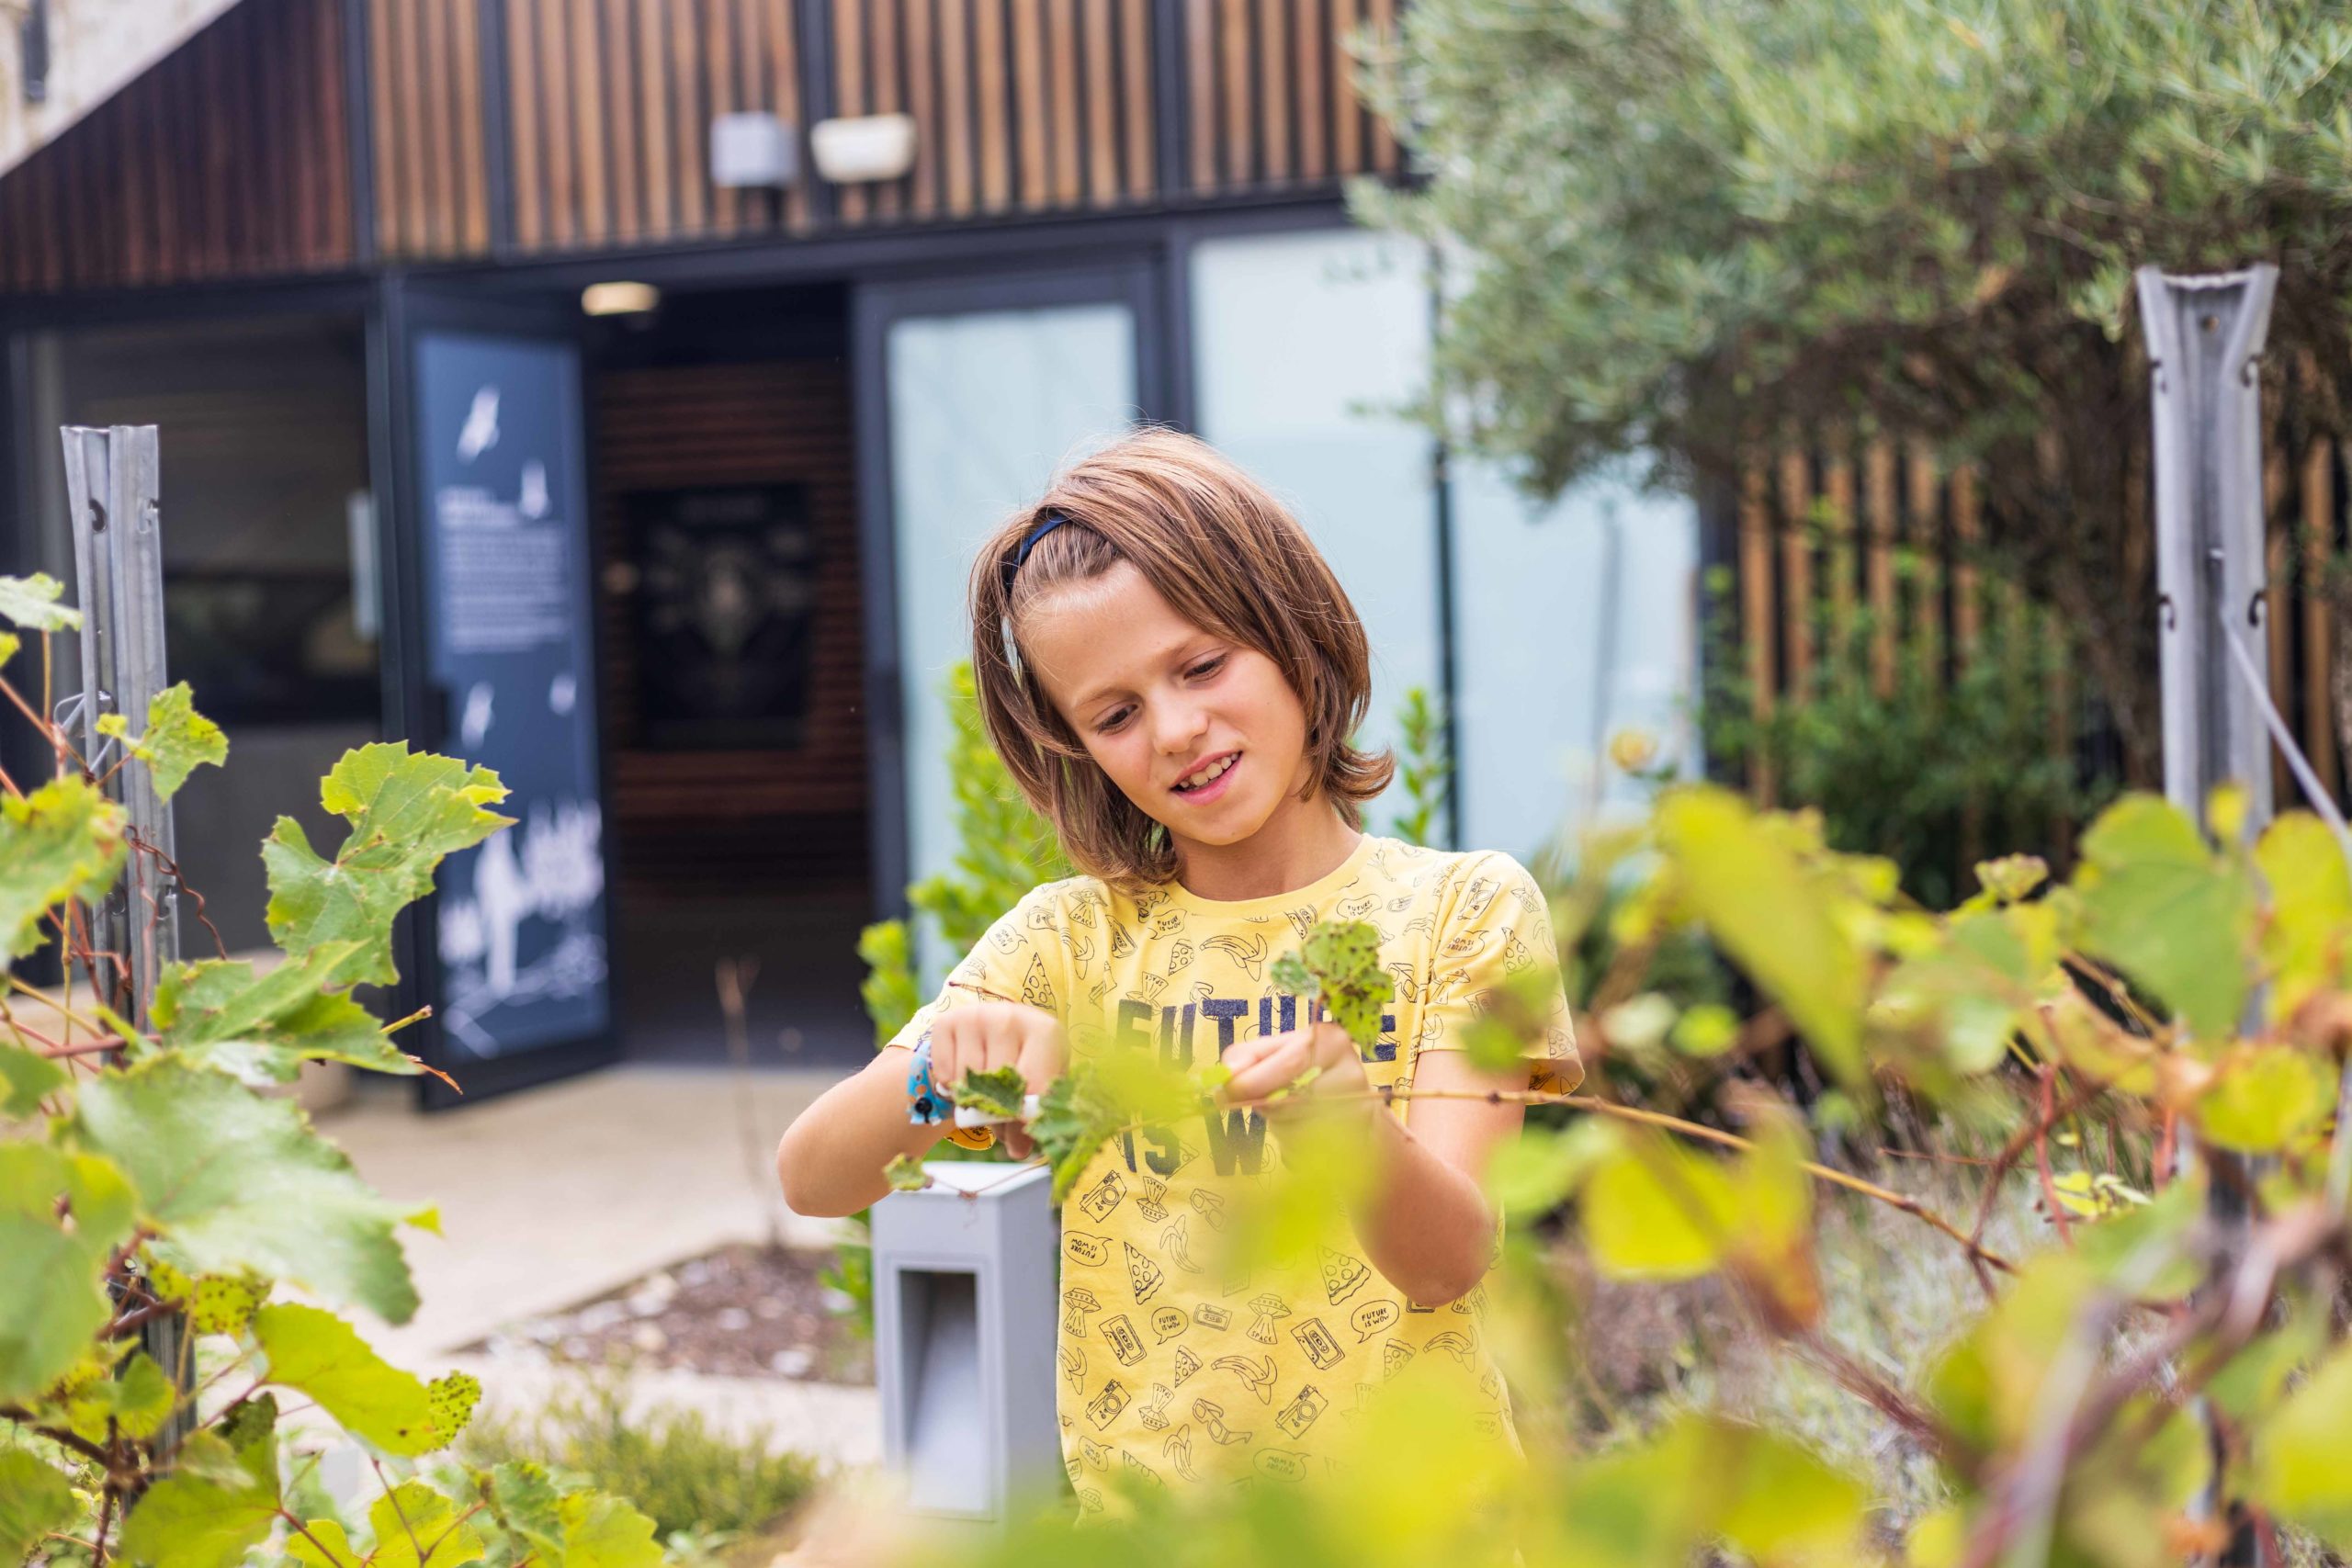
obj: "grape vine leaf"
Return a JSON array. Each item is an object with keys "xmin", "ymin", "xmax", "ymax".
[
  {"xmin": 0, "ymin": 1450, "xmax": 76, "ymax": 1564},
  {"xmin": 0, "ymin": 1144, "xmax": 138, "ymax": 1403},
  {"xmin": 2248, "ymin": 1338, "xmax": 2352, "ymax": 1550},
  {"xmin": 0, "ymin": 776, "xmax": 128, "ymax": 959},
  {"xmin": 882, "ymin": 1153, "xmax": 931, "ymax": 1191},
  {"xmin": 295, "ymin": 1482, "xmax": 489, "ymax": 1568},
  {"xmin": 462, "ymin": 1465, "xmax": 662, "ymax": 1568},
  {"xmin": 264, "ymin": 742, "xmax": 514, "ymax": 986},
  {"xmin": 64, "ymin": 1348, "xmax": 175, "ymax": 1442},
  {"xmin": 0, "ymin": 631, "xmax": 17, "ymax": 669},
  {"xmin": 96, "ymin": 682, "xmax": 228, "ymax": 802},
  {"xmin": 0, "ymin": 572, "xmax": 80, "ymax": 631},
  {"xmin": 119, "ymin": 1428, "xmax": 280, "ymax": 1568},
  {"xmin": 2074, "ymin": 794, "xmax": 2252, "ymax": 1041},
  {"xmin": 1581, "ymin": 1135, "xmax": 1739, "ymax": 1281},
  {"xmin": 1654, "ymin": 786, "xmax": 1865, "ymax": 1088},
  {"xmin": 70, "ymin": 1056, "xmax": 426, "ymax": 1325},
  {"xmin": 1027, "ymin": 1069, "xmax": 1124, "ymax": 1204},
  {"xmin": 1273, "ymin": 919, "xmax": 1395, "ymax": 1048},
  {"xmin": 149, "ymin": 942, "xmax": 421, "ymax": 1084},
  {"xmin": 253, "ymin": 1303, "xmax": 477, "ymax": 1455},
  {"xmin": 0, "ymin": 1040, "xmax": 66, "ymax": 1117},
  {"xmin": 949, "ymin": 1065, "xmax": 1030, "ymax": 1120}
]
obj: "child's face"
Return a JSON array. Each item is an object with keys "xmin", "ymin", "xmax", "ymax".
[{"xmin": 1022, "ymin": 561, "xmax": 1318, "ymax": 855}]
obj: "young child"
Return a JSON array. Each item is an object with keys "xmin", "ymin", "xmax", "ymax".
[{"xmin": 775, "ymin": 428, "xmax": 1579, "ymax": 1512}]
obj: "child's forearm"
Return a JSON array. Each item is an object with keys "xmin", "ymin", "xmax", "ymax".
[
  {"xmin": 1348, "ymin": 1111, "xmax": 1499, "ymax": 1307},
  {"xmin": 774, "ymin": 1054, "xmax": 948, "ymax": 1218}
]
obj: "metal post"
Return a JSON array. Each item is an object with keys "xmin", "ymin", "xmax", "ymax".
[
  {"xmin": 2134, "ymin": 265, "xmax": 2278, "ymax": 1568},
  {"xmin": 60, "ymin": 424, "xmax": 194, "ymax": 1457}
]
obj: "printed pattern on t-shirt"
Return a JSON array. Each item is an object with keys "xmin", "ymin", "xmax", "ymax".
[{"xmin": 884, "ymin": 836, "xmax": 1579, "ymax": 1510}]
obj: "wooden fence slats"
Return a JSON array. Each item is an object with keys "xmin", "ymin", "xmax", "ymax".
[
  {"xmin": 1864, "ymin": 436, "xmax": 1897, "ymax": 696},
  {"xmin": 1740, "ymin": 462, "xmax": 1777, "ymax": 806},
  {"xmin": 1121, "ymin": 0, "xmax": 1153, "ymax": 197},
  {"xmin": 2307, "ymin": 440, "xmax": 2341, "ymax": 798},
  {"xmin": 1011, "ymin": 0, "xmax": 1049, "ymax": 209},
  {"xmin": 974, "ymin": 0, "xmax": 1012, "ymax": 208},
  {"xmin": 940, "ymin": 0, "xmax": 977, "ymax": 215},
  {"xmin": 1777, "ymin": 447, "xmax": 1815, "ymax": 690}
]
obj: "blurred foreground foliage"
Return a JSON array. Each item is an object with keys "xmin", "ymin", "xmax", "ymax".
[{"xmin": 852, "ymin": 774, "xmax": 2352, "ymax": 1567}]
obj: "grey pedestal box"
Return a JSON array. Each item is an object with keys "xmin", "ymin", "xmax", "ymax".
[{"xmin": 870, "ymin": 1161, "xmax": 1061, "ymax": 1532}]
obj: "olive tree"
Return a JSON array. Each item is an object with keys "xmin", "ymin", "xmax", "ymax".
[{"xmin": 1356, "ymin": 0, "xmax": 2352, "ymax": 781}]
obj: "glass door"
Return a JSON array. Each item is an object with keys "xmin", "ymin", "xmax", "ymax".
[{"xmin": 854, "ymin": 265, "xmax": 1161, "ymax": 976}]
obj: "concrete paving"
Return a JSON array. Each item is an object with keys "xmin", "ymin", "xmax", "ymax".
[{"xmin": 318, "ymin": 1063, "xmax": 882, "ymax": 1472}]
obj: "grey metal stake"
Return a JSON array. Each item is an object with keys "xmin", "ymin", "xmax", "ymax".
[
  {"xmin": 2134, "ymin": 264, "xmax": 2278, "ymax": 1568},
  {"xmin": 61, "ymin": 424, "xmax": 195, "ymax": 1459}
]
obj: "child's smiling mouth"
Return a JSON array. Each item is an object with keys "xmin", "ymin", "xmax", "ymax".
[{"xmin": 1171, "ymin": 750, "xmax": 1242, "ymax": 801}]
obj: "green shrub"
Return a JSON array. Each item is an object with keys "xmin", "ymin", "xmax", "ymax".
[{"xmin": 460, "ymin": 1378, "xmax": 821, "ymax": 1551}]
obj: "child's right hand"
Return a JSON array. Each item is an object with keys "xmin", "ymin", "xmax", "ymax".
[{"xmin": 924, "ymin": 1002, "xmax": 1066, "ymax": 1161}]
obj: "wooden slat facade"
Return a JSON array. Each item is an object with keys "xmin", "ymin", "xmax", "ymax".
[
  {"xmin": 0, "ymin": 0, "xmax": 354, "ymax": 292},
  {"xmin": 0, "ymin": 0, "xmax": 1405, "ymax": 291}
]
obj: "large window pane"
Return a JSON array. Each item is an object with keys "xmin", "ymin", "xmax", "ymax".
[
  {"xmin": 1452, "ymin": 458, "xmax": 1699, "ymax": 863},
  {"xmin": 1190, "ymin": 229, "xmax": 1438, "ymax": 832},
  {"xmin": 886, "ymin": 302, "xmax": 1136, "ymax": 972}
]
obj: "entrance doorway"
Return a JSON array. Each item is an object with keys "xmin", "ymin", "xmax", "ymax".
[{"xmin": 582, "ymin": 284, "xmax": 874, "ymax": 1069}]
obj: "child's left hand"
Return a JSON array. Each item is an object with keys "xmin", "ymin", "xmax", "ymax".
[{"xmin": 1214, "ymin": 1021, "xmax": 1374, "ymax": 1127}]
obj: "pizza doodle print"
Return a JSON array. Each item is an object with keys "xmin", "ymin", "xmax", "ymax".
[{"xmin": 889, "ymin": 836, "xmax": 1580, "ymax": 1509}]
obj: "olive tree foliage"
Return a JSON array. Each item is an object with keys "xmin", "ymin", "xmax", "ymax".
[{"xmin": 1355, "ymin": 0, "xmax": 2352, "ymax": 779}]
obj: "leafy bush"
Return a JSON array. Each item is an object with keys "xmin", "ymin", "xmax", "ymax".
[
  {"xmin": 459, "ymin": 1378, "xmax": 820, "ymax": 1552},
  {"xmin": 1702, "ymin": 563, "xmax": 2114, "ymax": 909},
  {"xmin": 0, "ymin": 573, "xmax": 664, "ymax": 1568}
]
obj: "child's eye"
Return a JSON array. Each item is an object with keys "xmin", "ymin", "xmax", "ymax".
[
  {"xmin": 1095, "ymin": 708, "xmax": 1132, "ymax": 734},
  {"xmin": 1188, "ymin": 657, "xmax": 1226, "ymax": 680}
]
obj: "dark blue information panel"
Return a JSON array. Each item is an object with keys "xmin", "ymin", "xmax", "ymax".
[{"xmin": 413, "ymin": 332, "xmax": 610, "ymax": 1059}]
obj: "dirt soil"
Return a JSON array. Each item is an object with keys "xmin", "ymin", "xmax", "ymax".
[{"xmin": 463, "ymin": 1242, "xmax": 875, "ymax": 1385}]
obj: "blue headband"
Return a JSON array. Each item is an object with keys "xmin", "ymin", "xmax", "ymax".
[{"xmin": 1002, "ymin": 513, "xmax": 1073, "ymax": 592}]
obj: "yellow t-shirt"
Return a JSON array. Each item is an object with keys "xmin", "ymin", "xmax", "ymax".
[{"xmin": 883, "ymin": 833, "xmax": 1580, "ymax": 1513}]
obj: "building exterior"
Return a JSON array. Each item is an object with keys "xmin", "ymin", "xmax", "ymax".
[{"xmin": 0, "ymin": 0, "xmax": 1696, "ymax": 1104}]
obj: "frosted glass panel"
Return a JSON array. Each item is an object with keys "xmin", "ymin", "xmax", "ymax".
[
  {"xmin": 1190, "ymin": 230, "xmax": 1438, "ymax": 833},
  {"xmin": 887, "ymin": 303, "xmax": 1136, "ymax": 969},
  {"xmin": 1452, "ymin": 457, "xmax": 1699, "ymax": 863}
]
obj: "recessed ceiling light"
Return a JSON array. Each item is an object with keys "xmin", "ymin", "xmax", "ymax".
[{"xmin": 582, "ymin": 281, "xmax": 661, "ymax": 317}]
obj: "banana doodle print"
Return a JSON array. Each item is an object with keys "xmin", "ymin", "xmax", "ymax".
[{"xmin": 877, "ymin": 838, "xmax": 1579, "ymax": 1506}]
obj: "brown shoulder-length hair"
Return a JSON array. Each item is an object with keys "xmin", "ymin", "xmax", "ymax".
[{"xmin": 967, "ymin": 427, "xmax": 1393, "ymax": 891}]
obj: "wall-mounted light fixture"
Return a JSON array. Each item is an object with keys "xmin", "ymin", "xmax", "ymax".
[
  {"xmin": 581, "ymin": 281, "xmax": 661, "ymax": 317},
  {"xmin": 810, "ymin": 114, "xmax": 917, "ymax": 185},
  {"xmin": 709, "ymin": 111, "xmax": 797, "ymax": 189}
]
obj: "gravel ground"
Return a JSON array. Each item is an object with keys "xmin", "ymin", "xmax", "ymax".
[{"xmin": 461, "ymin": 1242, "xmax": 876, "ymax": 1386}]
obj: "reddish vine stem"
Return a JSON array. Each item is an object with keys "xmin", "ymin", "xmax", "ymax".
[{"xmin": 2034, "ymin": 1067, "xmax": 2079, "ymax": 1249}]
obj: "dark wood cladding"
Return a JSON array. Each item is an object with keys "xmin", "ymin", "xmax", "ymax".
[
  {"xmin": 0, "ymin": 0, "xmax": 1407, "ymax": 295},
  {"xmin": 0, "ymin": 0, "xmax": 354, "ymax": 293},
  {"xmin": 1187, "ymin": 0, "xmax": 1396, "ymax": 194},
  {"xmin": 831, "ymin": 0, "xmax": 1158, "ymax": 222},
  {"xmin": 590, "ymin": 358, "xmax": 868, "ymax": 886},
  {"xmin": 503, "ymin": 0, "xmax": 812, "ymax": 251},
  {"xmin": 370, "ymin": 0, "xmax": 494, "ymax": 258}
]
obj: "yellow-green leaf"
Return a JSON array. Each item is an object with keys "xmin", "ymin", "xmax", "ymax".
[
  {"xmin": 0, "ymin": 1040, "xmax": 67, "ymax": 1117},
  {"xmin": 254, "ymin": 1303, "xmax": 469, "ymax": 1455},
  {"xmin": 2198, "ymin": 1043, "xmax": 2327, "ymax": 1154},
  {"xmin": 1654, "ymin": 787, "xmax": 1865, "ymax": 1087},
  {"xmin": 2074, "ymin": 795, "xmax": 2252, "ymax": 1040},
  {"xmin": 97, "ymin": 683, "xmax": 227, "ymax": 803},
  {"xmin": 0, "ymin": 776, "xmax": 128, "ymax": 959},
  {"xmin": 0, "ymin": 572, "xmax": 79, "ymax": 631},
  {"xmin": 118, "ymin": 1430, "xmax": 278, "ymax": 1568},
  {"xmin": 2256, "ymin": 813, "xmax": 2352, "ymax": 1021},
  {"xmin": 0, "ymin": 1450, "xmax": 76, "ymax": 1562},
  {"xmin": 264, "ymin": 743, "xmax": 514, "ymax": 986},
  {"xmin": 1581, "ymin": 1135, "xmax": 1738, "ymax": 1280},
  {"xmin": 0, "ymin": 1145, "xmax": 138, "ymax": 1403},
  {"xmin": 2250, "ymin": 1338, "xmax": 2352, "ymax": 1550}
]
